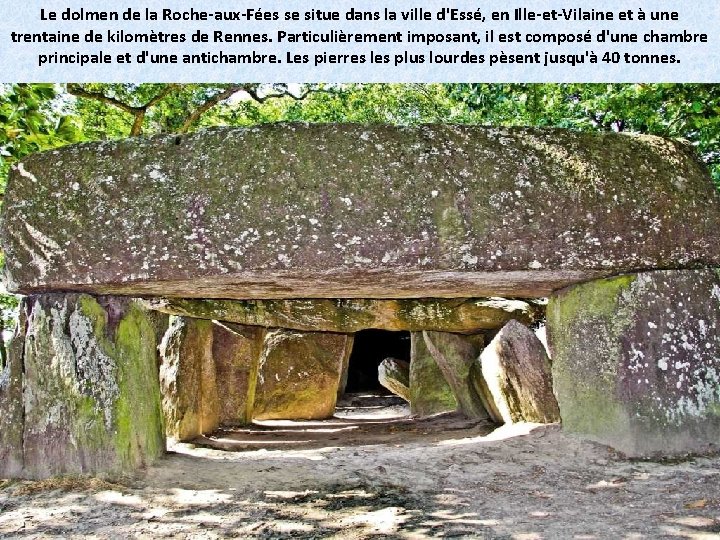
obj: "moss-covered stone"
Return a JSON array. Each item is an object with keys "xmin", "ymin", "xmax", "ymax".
[
  {"xmin": 11, "ymin": 294, "xmax": 165, "ymax": 479},
  {"xmin": 159, "ymin": 317, "xmax": 219, "ymax": 441},
  {"xmin": 253, "ymin": 330, "xmax": 352, "ymax": 420},
  {"xmin": 145, "ymin": 297, "xmax": 539, "ymax": 333},
  {"xmin": 547, "ymin": 269, "xmax": 720, "ymax": 457},
  {"xmin": 0, "ymin": 300, "xmax": 27, "ymax": 478},
  {"xmin": 409, "ymin": 332, "xmax": 457, "ymax": 417},
  {"xmin": 423, "ymin": 331, "xmax": 489, "ymax": 419},
  {"xmin": 212, "ymin": 322, "xmax": 265, "ymax": 426},
  {"xmin": 4, "ymin": 125, "xmax": 719, "ymax": 300}
]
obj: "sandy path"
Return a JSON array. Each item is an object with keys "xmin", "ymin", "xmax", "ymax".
[{"xmin": 2, "ymin": 399, "xmax": 720, "ymax": 538}]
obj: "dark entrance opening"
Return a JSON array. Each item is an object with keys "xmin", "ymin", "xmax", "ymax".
[{"xmin": 344, "ymin": 330, "xmax": 411, "ymax": 393}]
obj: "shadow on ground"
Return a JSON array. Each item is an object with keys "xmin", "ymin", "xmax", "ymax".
[
  {"xmin": 3, "ymin": 395, "xmax": 720, "ymax": 538},
  {"xmin": 193, "ymin": 393, "xmax": 496, "ymax": 452}
]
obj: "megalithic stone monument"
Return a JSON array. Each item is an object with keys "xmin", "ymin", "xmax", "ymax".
[{"xmin": 1, "ymin": 124, "xmax": 719, "ymax": 478}]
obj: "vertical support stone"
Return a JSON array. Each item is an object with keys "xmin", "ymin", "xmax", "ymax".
[
  {"xmin": 547, "ymin": 269, "xmax": 720, "ymax": 457},
  {"xmin": 212, "ymin": 322, "xmax": 266, "ymax": 426},
  {"xmin": 0, "ymin": 294, "xmax": 166, "ymax": 479},
  {"xmin": 409, "ymin": 332, "xmax": 457, "ymax": 416},
  {"xmin": 337, "ymin": 334, "xmax": 354, "ymax": 398},
  {"xmin": 476, "ymin": 320, "xmax": 560, "ymax": 424},
  {"xmin": 423, "ymin": 331, "xmax": 489, "ymax": 419},
  {"xmin": 253, "ymin": 329, "xmax": 352, "ymax": 420},
  {"xmin": 0, "ymin": 299, "xmax": 27, "ymax": 478},
  {"xmin": 159, "ymin": 317, "xmax": 219, "ymax": 441}
]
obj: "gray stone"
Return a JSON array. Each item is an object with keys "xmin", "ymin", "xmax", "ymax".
[
  {"xmin": 378, "ymin": 358, "xmax": 411, "ymax": 401},
  {"xmin": 4, "ymin": 126, "xmax": 719, "ymax": 300},
  {"xmin": 423, "ymin": 331, "xmax": 488, "ymax": 419},
  {"xmin": 476, "ymin": 320, "xmax": 560, "ymax": 424},
  {"xmin": 547, "ymin": 269, "xmax": 720, "ymax": 457},
  {"xmin": 253, "ymin": 329, "xmax": 352, "ymax": 420},
  {"xmin": 212, "ymin": 322, "xmax": 265, "ymax": 426},
  {"xmin": 159, "ymin": 317, "xmax": 219, "ymax": 441},
  {"xmin": 145, "ymin": 297, "xmax": 540, "ymax": 333},
  {"xmin": 409, "ymin": 332, "xmax": 458, "ymax": 416},
  {"xmin": 0, "ymin": 300, "xmax": 27, "ymax": 478},
  {"xmin": 5, "ymin": 294, "xmax": 165, "ymax": 479},
  {"xmin": 337, "ymin": 334, "xmax": 354, "ymax": 398}
]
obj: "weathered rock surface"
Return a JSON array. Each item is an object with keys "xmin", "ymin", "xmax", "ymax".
[
  {"xmin": 423, "ymin": 331, "xmax": 489, "ymax": 419},
  {"xmin": 212, "ymin": 322, "xmax": 265, "ymax": 425},
  {"xmin": 253, "ymin": 330, "xmax": 352, "ymax": 420},
  {"xmin": 337, "ymin": 334, "xmax": 354, "ymax": 398},
  {"xmin": 0, "ymin": 301, "xmax": 27, "ymax": 478},
  {"xmin": 409, "ymin": 332, "xmax": 458, "ymax": 416},
  {"xmin": 378, "ymin": 358, "xmax": 411, "ymax": 401},
  {"xmin": 547, "ymin": 269, "xmax": 720, "ymax": 456},
  {"xmin": 5, "ymin": 125, "xmax": 719, "ymax": 299},
  {"xmin": 476, "ymin": 320, "xmax": 560, "ymax": 424},
  {"xmin": 145, "ymin": 297, "xmax": 539, "ymax": 333},
  {"xmin": 159, "ymin": 317, "xmax": 219, "ymax": 441},
  {"xmin": 1, "ymin": 294, "xmax": 165, "ymax": 479}
]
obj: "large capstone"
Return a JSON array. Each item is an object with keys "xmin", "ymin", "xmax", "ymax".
[
  {"xmin": 547, "ymin": 269, "xmax": 720, "ymax": 457},
  {"xmin": 1, "ymin": 294, "xmax": 165, "ymax": 479},
  {"xmin": 4, "ymin": 125, "xmax": 719, "ymax": 300},
  {"xmin": 253, "ymin": 329, "xmax": 352, "ymax": 420}
]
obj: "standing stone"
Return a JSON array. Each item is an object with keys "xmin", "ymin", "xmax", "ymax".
[
  {"xmin": 547, "ymin": 269, "xmax": 720, "ymax": 457},
  {"xmin": 0, "ymin": 300, "xmax": 27, "ymax": 478},
  {"xmin": 423, "ymin": 331, "xmax": 489, "ymax": 419},
  {"xmin": 378, "ymin": 358, "xmax": 411, "ymax": 402},
  {"xmin": 159, "ymin": 317, "xmax": 219, "ymax": 441},
  {"xmin": 253, "ymin": 330, "xmax": 352, "ymax": 420},
  {"xmin": 337, "ymin": 334, "xmax": 354, "ymax": 398},
  {"xmin": 212, "ymin": 322, "xmax": 265, "ymax": 425},
  {"xmin": 409, "ymin": 332, "xmax": 458, "ymax": 416},
  {"xmin": 14, "ymin": 294, "xmax": 165, "ymax": 479},
  {"xmin": 476, "ymin": 320, "xmax": 560, "ymax": 424}
]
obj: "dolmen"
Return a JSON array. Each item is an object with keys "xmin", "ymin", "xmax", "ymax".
[{"xmin": 2, "ymin": 124, "xmax": 720, "ymax": 478}]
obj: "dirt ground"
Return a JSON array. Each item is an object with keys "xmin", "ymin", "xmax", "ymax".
[{"xmin": 2, "ymin": 394, "xmax": 720, "ymax": 539}]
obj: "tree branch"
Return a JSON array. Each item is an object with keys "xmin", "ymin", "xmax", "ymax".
[
  {"xmin": 130, "ymin": 111, "xmax": 146, "ymax": 137},
  {"xmin": 67, "ymin": 83, "xmax": 180, "ymax": 136},
  {"xmin": 177, "ymin": 84, "xmax": 248, "ymax": 133},
  {"xmin": 244, "ymin": 85, "xmax": 314, "ymax": 103},
  {"xmin": 144, "ymin": 84, "xmax": 181, "ymax": 108},
  {"xmin": 67, "ymin": 84, "xmax": 142, "ymax": 115},
  {"xmin": 177, "ymin": 84, "xmax": 327, "ymax": 133}
]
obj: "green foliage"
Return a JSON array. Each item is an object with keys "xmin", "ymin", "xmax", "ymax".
[
  {"xmin": 63, "ymin": 83, "xmax": 720, "ymax": 190},
  {"xmin": 0, "ymin": 84, "xmax": 83, "ymax": 339},
  {"xmin": 446, "ymin": 84, "xmax": 720, "ymax": 187},
  {"xmin": 280, "ymin": 84, "xmax": 464, "ymax": 124},
  {"xmin": 0, "ymin": 84, "xmax": 83, "ymax": 192}
]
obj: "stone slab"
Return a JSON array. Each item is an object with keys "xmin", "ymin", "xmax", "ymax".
[
  {"xmin": 4, "ymin": 125, "xmax": 718, "ymax": 299},
  {"xmin": 547, "ymin": 269, "xmax": 720, "ymax": 456}
]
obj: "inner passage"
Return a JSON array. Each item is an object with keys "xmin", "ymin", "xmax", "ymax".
[{"xmin": 344, "ymin": 329, "xmax": 411, "ymax": 394}]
